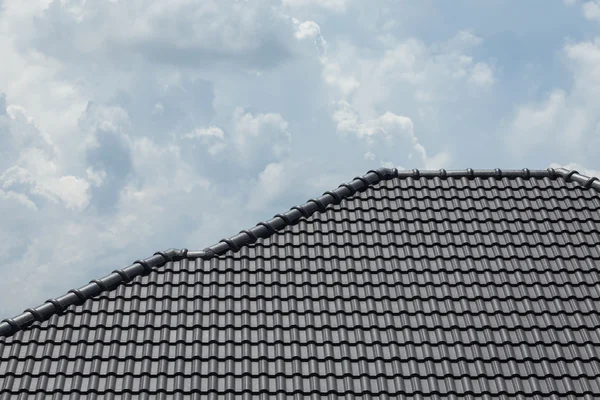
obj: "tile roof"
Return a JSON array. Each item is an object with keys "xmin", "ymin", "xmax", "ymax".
[{"xmin": 1, "ymin": 167, "xmax": 600, "ymax": 398}]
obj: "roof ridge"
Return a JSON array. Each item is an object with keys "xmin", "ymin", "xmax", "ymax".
[{"xmin": 0, "ymin": 167, "xmax": 595, "ymax": 338}]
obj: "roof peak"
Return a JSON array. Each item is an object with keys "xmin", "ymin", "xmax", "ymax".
[{"xmin": 1, "ymin": 166, "xmax": 597, "ymax": 337}]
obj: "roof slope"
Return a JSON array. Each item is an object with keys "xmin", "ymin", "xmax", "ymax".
[{"xmin": 1, "ymin": 167, "xmax": 600, "ymax": 398}]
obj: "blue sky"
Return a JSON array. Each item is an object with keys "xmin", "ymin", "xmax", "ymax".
[{"xmin": 0, "ymin": 0, "xmax": 599, "ymax": 318}]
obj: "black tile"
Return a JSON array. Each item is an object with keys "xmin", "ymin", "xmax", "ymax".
[{"xmin": 2, "ymin": 170, "xmax": 600, "ymax": 397}]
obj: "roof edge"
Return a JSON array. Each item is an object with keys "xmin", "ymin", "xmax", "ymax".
[
  {"xmin": 1, "ymin": 166, "xmax": 596, "ymax": 338},
  {"xmin": 0, "ymin": 168, "xmax": 391, "ymax": 337}
]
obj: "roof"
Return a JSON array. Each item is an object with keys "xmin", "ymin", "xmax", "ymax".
[{"xmin": 1, "ymin": 166, "xmax": 600, "ymax": 398}]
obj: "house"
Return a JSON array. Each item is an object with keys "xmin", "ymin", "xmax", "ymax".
[{"xmin": 1, "ymin": 167, "xmax": 599, "ymax": 398}]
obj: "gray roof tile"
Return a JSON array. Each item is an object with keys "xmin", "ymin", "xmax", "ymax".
[{"xmin": 1, "ymin": 167, "xmax": 600, "ymax": 397}]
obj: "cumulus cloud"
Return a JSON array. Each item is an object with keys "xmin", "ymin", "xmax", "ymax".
[
  {"xmin": 247, "ymin": 162, "xmax": 288, "ymax": 211},
  {"xmin": 0, "ymin": 99, "xmax": 92, "ymax": 211},
  {"xmin": 292, "ymin": 18, "xmax": 328, "ymax": 57},
  {"xmin": 232, "ymin": 108, "xmax": 292, "ymax": 166},
  {"xmin": 314, "ymin": 29, "xmax": 495, "ymax": 133},
  {"xmin": 582, "ymin": 1, "xmax": 600, "ymax": 20},
  {"xmin": 308, "ymin": 28, "xmax": 482, "ymax": 170},
  {"xmin": 332, "ymin": 101, "xmax": 450, "ymax": 168},
  {"xmin": 86, "ymin": 167, "xmax": 107, "ymax": 187},
  {"xmin": 295, "ymin": 21, "xmax": 322, "ymax": 40},
  {"xmin": 0, "ymin": 0, "xmax": 307, "ymax": 318},
  {"xmin": 185, "ymin": 126, "xmax": 225, "ymax": 139},
  {"xmin": 333, "ymin": 100, "xmax": 414, "ymax": 143},
  {"xmin": 506, "ymin": 37, "xmax": 600, "ymax": 164},
  {"xmin": 180, "ymin": 107, "xmax": 292, "ymax": 180},
  {"xmin": 183, "ymin": 126, "xmax": 227, "ymax": 156},
  {"xmin": 509, "ymin": 90, "xmax": 567, "ymax": 150},
  {"xmin": 322, "ymin": 59, "xmax": 361, "ymax": 97},
  {"xmin": 377, "ymin": 32, "xmax": 495, "ymax": 94},
  {"xmin": 16, "ymin": 0, "xmax": 290, "ymax": 68},
  {"xmin": 469, "ymin": 62, "xmax": 495, "ymax": 87},
  {"xmin": 282, "ymin": 0, "xmax": 351, "ymax": 12}
]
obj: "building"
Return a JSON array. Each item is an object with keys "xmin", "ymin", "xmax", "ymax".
[{"xmin": 1, "ymin": 167, "xmax": 599, "ymax": 398}]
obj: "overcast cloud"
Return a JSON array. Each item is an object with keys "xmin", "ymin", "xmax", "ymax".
[{"xmin": 0, "ymin": 0, "xmax": 599, "ymax": 317}]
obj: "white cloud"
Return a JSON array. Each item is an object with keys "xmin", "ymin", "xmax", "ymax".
[
  {"xmin": 423, "ymin": 151, "xmax": 452, "ymax": 170},
  {"xmin": 80, "ymin": 103, "xmax": 132, "ymax": 140},
  {"xmin": 316, "ymin": 30, "xmax": 495, "ymax": 128},
  {"xmin": 184, "ymin": 126, "xmax": 225, "ymax": 139},
  {"xmin": 183, "ymin": 126, "xmax": 227, "ymax": 155},
  {"xmin": 332, "ymin": 101, "xmax": 450, "ymax": 168},
  {"xmin": 469, "ymin": 62, "xmax": 495, "ymax": 87},
  {"xmin": 0, "ymin": 188, "xmax": 38, "ymax": 212},
  {"xmin": 282, "ymin": 0, "xmax": 350, "ymax": 12},
  {"xmin": 295, "ymin": 21, "xmax": 321, "ymax": 40},
  {"xmin": 131, "ymin": 137, "xmax": 209, "ymax": 192},
  {"xmin": 509, "ymin": 90, "xmax": 567, "ymax": 150},
  {"xmin": 16, "ymin": 0, "xmax": 288, "ymax": 62},
  {"xmin": 232, "ymin": 108, "xmax": 291, "ymax": 165},
  {"xmin": 506, "ymin": 37, "xmax": 600, "ymax": 163},
  {"xmin": 1, "ymin": 149, "xmax": 91, "ymax": 210},
  {"xmin": 333, "ymin": 101, "xmax": 414, "ymax": 143},
  {"xmin": 0, "ymin": 100, "xmax": 92, "ymax": 211},
  {"xmin": 86, "ymin": 167, "xmax": 107, "ymax": 187},
  {"xmin": 247, "ymin": 162, "xmax": 288, "ymax": 211},
  {"xmin": 582, "ymin": 1, "xmax": 600, "ymax": 20},
  {"xmin": 446, "ymin": 30, "xmax": 484, "ymax": 49},
  {"xmin": 298, "ymin": 26, "xmax": 476, "ymax": 172},
  {"xmin": 0, "ymin": 0, "xmax": 301, "ymax": 317},
  {"xmin": 322, "ymin": 59, "xmax": 361, "ymax": 97}
]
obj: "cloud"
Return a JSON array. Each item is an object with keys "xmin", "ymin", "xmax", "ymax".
[
  {"xmin": 582, "ymin": 1, "xmax": 600, "ymax": 20},
  {"xmin": 292, "ymin": 18, "xmax": 328, "ymax": 57},
  {"xmin": 183, "ymin": 126, "xmax": 227, "ymax": 156},
  {"xmin": 332, "ymin": 101, "xmax": 451, "ymax": 168},
  {"xmin": 295, "ymin": 21, "xmax": 322, "ymax": 40},
  {"xmin": 86, "ymin": 167, "xmax": 107, "ymax": 187},
  {"xmin": 0, "ymin": 188, "xmax": 38, "ymax": 212},
  {"xmin": 333, "ymin": 100, "xmax": 414, "ymax": 143},
  {"xmin": 15, "ymin": 0, "xmax": 291, "ymax": 68},
  {"xmin": 0, "ymin": 100, "xmax": 55, "ymax": 172},
  {"xmin": 309, "ymin": 29, "xmax": 479, "ymax": 170},
  {"xmin": 469, "ymin": 62, "xmax": 495, "ymax": 87},
  {"xmin": 184, "ymin": 126, "xmax": 225, "ymax": 139},
  {"xmin": 315, "ymin": 30, "xmax": 495, "ymax": 130},
  {"xmin": 321, "ymin": 59, "xmax": 361, "ymax": 97},
  {"xmin": 1, "ymin": 151, "xmax": 91, "ymax": 211},
  {"xmin": 509, "ymin": 90, "xmax": 567, "ymax": 150},
  {"xmin": 247, "ymin": 162, "xmax": 288, "ymax": 211},
  {"xmin": 506, "ymin": 37, "xmax": 600, "ymax": 164},
  {"xmin": 80, "ymin": 103, "xmax": 134, "ymax": 213},
  {"xmin": 232, "ymin": 108, "xmax": 292, "ymax": 166},
  {"xmin": 282, "ymin": 0, "xmax": 350, "ymax": 12},
  {"xmin": 0, "ymin": 99, "xmax": 92, "ymax": 211},
  {"xmin": 0, "ymin": 0, "xmax": 300, "ymax": 318}
]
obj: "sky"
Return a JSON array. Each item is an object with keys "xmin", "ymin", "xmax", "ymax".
[{"xmin": 1, "ymin": 0, "xmax": 600, "ymax": 318}]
